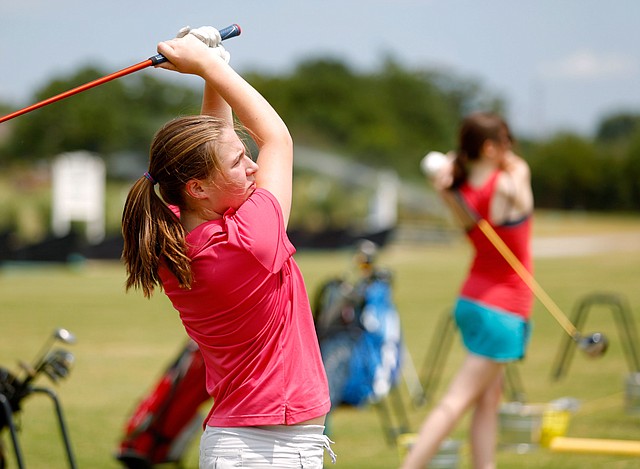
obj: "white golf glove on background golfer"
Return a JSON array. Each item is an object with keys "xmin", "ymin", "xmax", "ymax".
[{"xmin": 176, "ymin": 26, "xmax": 230, "ymax": 63}]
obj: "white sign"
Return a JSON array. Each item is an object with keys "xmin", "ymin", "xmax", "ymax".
[{"xmin": 51, "ymin": 151, "xmax": 105, "ymax": 244}]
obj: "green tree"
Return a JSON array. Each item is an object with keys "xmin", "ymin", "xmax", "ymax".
[
  {"xmin": 623, "ymin": 130, "xmax": 640, "ymax": 210},
  {"xmin": 1, "ymin": 66, "xmax": 200, "ymax": 164},
  {"xmin": 6, "ymin": 57, "xmax": 639, "ymax": 214},
  {"xmin": 246, "ymin": 57, "xmax": 503, "ymax": 179},
  {"xmin": 529, "ymin": 133, "xmax": 604, "ymax": 210},
  {"xmin": 595, "ymin": 112, "xmax": 640, "ymax": 145}
]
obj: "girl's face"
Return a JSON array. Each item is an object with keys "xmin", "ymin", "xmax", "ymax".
[
  {"xmin": 481, "ymin": 132, "xmax": 512, "ymax": 164},
  {"xmin": 203, "ymin": 127, "xmax": 258, "ymax": 215}
]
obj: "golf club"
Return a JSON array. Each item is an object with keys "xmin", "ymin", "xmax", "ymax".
[
  {"xmin": 472, "ymin": 215, "xmax": 608, "ymax": 358},
  {"xmin": 23, "ymin": 328, "xmax": 76, "ymax": 380},
  {"xmin": 40, "ymin": 349, "xmax": 75, "ymax": 382},
  {"xmin": 0, "ymin": 23, "xmax": 241, "ymax": 124},
  {"xmin": 421, "ymin": 151, "xmax": 608, "ymax": 358},
  {"xmin": 0, "ymin": 328, "xmax": 77, "ymax": 469}
]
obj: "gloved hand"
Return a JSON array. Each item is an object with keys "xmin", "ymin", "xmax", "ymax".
[
  {"xmin": 211, "ymin": 44, "xmax": 230, "ymax": 64},
  {"xmin": 420, "ymin": 151, "xmax": 448, "ymax": 178},
  {"xmin": 176, "ymin": 26, "xmax": 222, "ymax": 48},
  {"xmin": 175, "ymin": 26, "xmax": 229, "ymax": 63}
]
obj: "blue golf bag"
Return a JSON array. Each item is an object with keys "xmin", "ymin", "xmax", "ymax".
[{"xmin": 314, "ymin": 269, "xmax": 403, "ymax": 408}]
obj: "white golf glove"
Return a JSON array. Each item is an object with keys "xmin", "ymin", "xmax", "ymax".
[
  {"xmin": 212, "ymin": 44, "xmax": 231, "ymax": 64},
  {"xmin": 175, "ymin": 25, "xmax": 230, "ymax": 63},
  {"xmin": 420, "ymin": 151, "xmax": 448, "ymax": 178},
  {"xmin": 176, "ymin": 26, "xmax": 221, "ymax": 47}
]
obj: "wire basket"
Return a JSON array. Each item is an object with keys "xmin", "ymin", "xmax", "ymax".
[
  {"xmin": 397, "ymin": 434, "xmax": 462, "ymax": 468},
  {"xmin": 498, "ymin": 403, "xmax": 545, "ymax": 452},
  {"xmin": 499, "ymin": 399, "xmax": 578, "ymax": 452}
]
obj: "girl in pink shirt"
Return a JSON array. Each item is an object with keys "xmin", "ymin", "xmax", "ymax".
[{"xmin": 121, "ymin": 27, "xmax": 333, "ymax": 468}]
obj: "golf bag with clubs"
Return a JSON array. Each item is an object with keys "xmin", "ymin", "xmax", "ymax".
[
  {"xmin": 314, "ymin": 241, "xmax": 404, "ymax": 410},
  {"xmin": 116, "ymin": 339, "xmax": 210, "ymax": 469},
  {"xmin": 315, "ymin": 271, "xmax": 404, "ymax": 405},
  {"xmin": 0, "ymin": 328, "xmax": 77, "ymax": 469}
]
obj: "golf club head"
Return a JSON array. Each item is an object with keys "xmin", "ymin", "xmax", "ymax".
[
  {"xmin": 54, "ymin": 328, "xmax": 76, "ymax": 345},
  {"xmin": 29, "ymin": 329, "xmax": 76, "ymax": 379},
  {"xmin": 579, "ymin": 332, "xmax": 608, "ymax": 358},
  {"xmin": 42, "ymin": 349, "xmax": 75, "ymax": 382}
]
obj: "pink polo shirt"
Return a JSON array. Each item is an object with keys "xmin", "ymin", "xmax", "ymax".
[{"xmin": 159, "ymin": 189, "xmax": 330, "ymax": 427}]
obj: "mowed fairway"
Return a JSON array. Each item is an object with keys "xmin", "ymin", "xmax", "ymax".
[{"xmin": 1, "ymin": 211, "xmax": 639, "ymax": 468}]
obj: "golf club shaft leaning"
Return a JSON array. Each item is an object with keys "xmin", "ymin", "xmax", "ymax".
[
  {"xmin": 475, "ymin": 218, "xmax": 579, "ymax": 338},
  {"xmin": 0, "ymin": 24, "xmax": 241, "ymax": 124},
  {"xmin": 446, "ymin": 189, "xmax": 580, "ymax": 339}
]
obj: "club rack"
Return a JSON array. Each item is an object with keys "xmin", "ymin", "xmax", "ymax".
[{"xmin": 0, "ymin": 328, "xmax": 77, "ymax": 469}]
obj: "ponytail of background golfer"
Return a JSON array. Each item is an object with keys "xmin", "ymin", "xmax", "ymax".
[
  {"xmin": 121, "ymin": 28, "xmax": 334, "ymax": 468},
  {"xmin": 401, "ymin": 112, "xmax": 534, "ymax": 469}
]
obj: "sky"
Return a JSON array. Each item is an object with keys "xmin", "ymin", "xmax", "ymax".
[{"xmin": 2, "ymin": 1, "xmax": 640, "ymax": 138}]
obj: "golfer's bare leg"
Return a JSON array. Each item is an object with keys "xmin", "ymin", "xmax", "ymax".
[
  {"xmin": 469, "ymin": 368, "xmax": 503, "ymax": 469},
  {"xmin": 399, "ymin": 354, "xmax": 502, "ymax": 469}
]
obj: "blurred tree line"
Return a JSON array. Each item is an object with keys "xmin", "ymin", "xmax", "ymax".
[{"xmin": 1, "ymin": 57, "xmax": 639, "ymax": 212}]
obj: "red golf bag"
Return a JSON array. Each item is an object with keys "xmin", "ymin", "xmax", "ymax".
[{"xmin": 116, "ymin": 339, "xmax": 210, "ymax": 468}]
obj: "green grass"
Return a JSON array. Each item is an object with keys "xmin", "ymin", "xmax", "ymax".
[{"xmin": 1, "ymin": 213, "xmax": 640, "ymax": 468}]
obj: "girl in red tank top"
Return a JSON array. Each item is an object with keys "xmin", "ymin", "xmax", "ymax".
[{"xmin": 402, "ymin": 112, "xmax": 534, "ymax": 469}]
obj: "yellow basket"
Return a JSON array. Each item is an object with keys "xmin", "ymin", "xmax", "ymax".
[
  {"xmin": 540, "ymin": 409, "xmax": 572, "ymax": 447},
  {"xmin": 397, "ymin": 433, "xmax": 416, "ymax": 460}
]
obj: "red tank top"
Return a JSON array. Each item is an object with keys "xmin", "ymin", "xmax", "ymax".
[{"xmin": 458, "ymin": 171, "xmax": 533, "ymax": 319}]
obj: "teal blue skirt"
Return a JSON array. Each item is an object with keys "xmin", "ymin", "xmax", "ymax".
[{"xmin": 454, "ymin": 297, "xmax": 531, "ymax": 361}]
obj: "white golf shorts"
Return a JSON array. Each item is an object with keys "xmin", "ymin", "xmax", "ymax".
[{"xmin": 200, "ymin": 424, "xmax": 336, "ymax": 468}]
